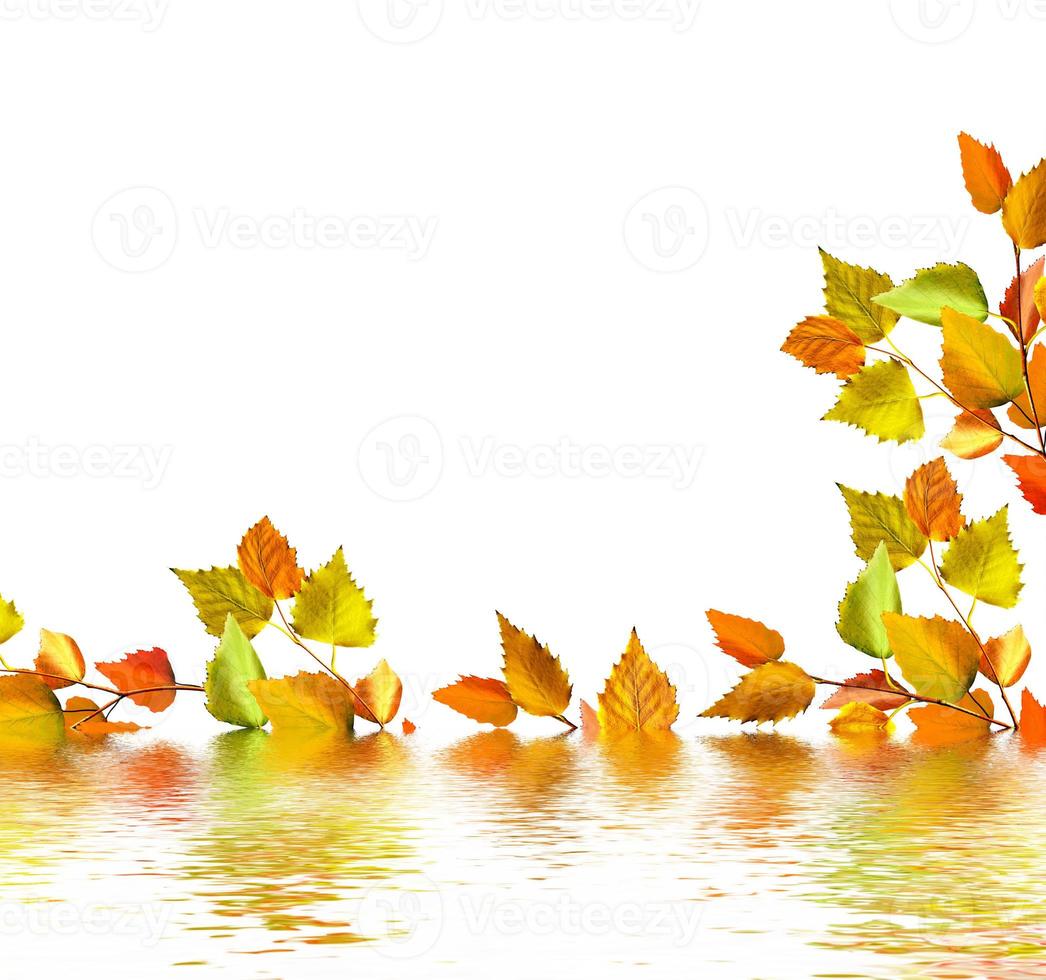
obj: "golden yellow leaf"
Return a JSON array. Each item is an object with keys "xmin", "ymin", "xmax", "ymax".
[
  {"xmin": 498, "ymin": 613, "xmax": 572, "ymax": 718},
  {"xmin": 903, "ymin": 457, "xmax": 963, "ymax": 541},
  {"xmin": 940, "ymin": 306, "xmax": 1025, "ymax": 409},
  {"xmin": 828, "ymin": 701, "xmax": 892, "ymax": 734},
  {"xmin": 34, "ymin": 629, "xmax": 86, "ymax": 690},
  {"xmin": 701, "ymin": 661, "xmax": 815, "ymax": 725},
  {"xmin": 248, "ymin": 672, "xmax": 355, "ymax": 733},
  {"xmin": 705, "ymin": 610, "xmax": 784, "ymax": 668},
  {"xmin": 237, "ymin": 516, "xmax": 305, "ymax": 600},
  {"xmin": 910, "ymin": 690, "xmax": 995, "ymax": 746},
  {"xmin": 882, "ymin": 613, "xmax": 980, "ymax": 703},
  {"xmin": 596, "ymin": 630, "xmax": 679, "ymax": 732},
  {"xmin": 980, "ymin": 626, "xmax": 1031, "ymax": 689},
  {"xmin": 781, "ymin": 316, "xmax": 865, "ymax": 379},
  {"xmin": 351, "ymin": 659, "xmax": 402, "ymax": 725},
  {"xmin": 0, "ymin": 675, "xmax": 63, "ymax": 731},
  {"xmin": 1002, "ymin": 159, "xmax": 1046, "ymax": 249},
  {"xmin": 432, "ymin": 675, "xmax": 518, "ymax": 727},
  {"xmin": 940, "ymin": 407, "xmax": 1003, "ymax": 459}
]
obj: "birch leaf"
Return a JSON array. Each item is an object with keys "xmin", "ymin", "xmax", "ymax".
[
  {"xmin": 0, "ymin": 596, "xmax": 24, "ymax": 646},
  {"xmin": 872, "ymin": 263, "xmax": 988, "ymax": 326},
  {"xmin": 701, "ymin": 661, "xmax": 815, "ymax": 725},
  {"xmin": 351, "ymin": 659, "xmax": 402, "ymax": 725},
  {"xmin": 705, "ymin": 610, "xmax": 784, "ymax": 668},
  {"xmin": 910, "ymin": 690, "xmax": 994, "ymax": 746},
  {"xmin": 823, "ymin": 360, "xmax": 924, "ymax": 443},
  {"xmin": 957, "ymin": 132, "xmax": 1012, "ymax": 214},
  {"xmin": 820, "ymin": 669, "xmax": 910, "ymax": 711},
  {"xmin": 781, "ymin": 316, "xmax": 865, "ymax": 378},
  {"xmin": 237, "ymin": 516, "xmax": 305, "ymax": 600},
  {"xmin": 940, "ymin": 408, "xmax": 1003, "ymax": 460},
  {"xmin": 1002, "ymin": 159, "xmax": 1046, "ymax": 249},
  {"xmin": 597, "ymin": 630, "xmax": 679, "ymax": 732},
  {"xmin": 882, "ymin": 613, "xmax": 980, "ymax": 703},
  {"xmin": 291, "ymin": 548, "xmax": 377, "ymax": 648},
  {"xmin": 249, "ymin": 671, "xmax": 354, "ymax": 734},
  {"xmin": 939, "ymin": 508, "xmax": 1023, "ymax": 608},
  {"xmin": 1020, "ymin": 689, "xmax": 1046, "ymax": 746},
  {"xmin": 819, "ymin": 249, "xmax": 897, "ymax": 342},
  {"xmin": 838, "ymin": 485, "xmax": 927, "ymax": 570},
  {"xmin": 499, "ymin": 613, "xmax": 572, "ymax": 718},
  {"xmin": 837, "ymin": 542, "xmax": 901, "ymax": 660},
  {"xmin": 1004, "ymin": 453, "xmax": 1046, "ymax": 514},
  {"xmin": 980, "ymin": 626, "xmax": 1030, "ymax": 688},
  {"xmin": 829, "ymin": 702, "xmax": 891, "ymax": 734},
  {"xmin": 0, "ymin": 675, "xmax": 63, "ymax": 734},
  {"xmin": 172, "ymin": 566, "xmax": 274, "ymax": 639},
  {"xmin": 204, "ymin": 614, "xmax": 268, "ymax": 729},
  {"xmin": 35, "ymin": 629, "xmax": 86, "ymax": 690},
  {"xmin": 432, "ymin": 676, "xmax": 518, "ymax": 727},
  {"xmin": 904, "ymin": 457, "xmax": 963, "ymax": 541},
  {"xmin": 96, "ymin": 648, "xmax": 177, "ymax": 712},
  {"xmin": 940, "ymin": 307, "xmax": 1024, "ymax": 409}
]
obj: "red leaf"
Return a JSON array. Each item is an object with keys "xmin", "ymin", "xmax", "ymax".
[
  {"xmin": 820, "ymin": 670, "xmax": 911, "ymax": 711},
  {"xmin": 1000, "ymin": 255, "xmax": 1045, "ymax": 343},
  {"xmin": 1004, "ymin": 454, "xmax": 1046, "ymax": 514},
  {"xmin": 95, "ymin": 649, "xmax": 177, "ymax": 712},
  {"xmin": 1020, "ymin": 689, "xmax": 1046, "ymax": 746}
]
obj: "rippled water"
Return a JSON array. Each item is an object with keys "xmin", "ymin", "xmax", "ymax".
[{"xmin": 2, "ymin": 727, "xmax": 1045, "ymax": 978}]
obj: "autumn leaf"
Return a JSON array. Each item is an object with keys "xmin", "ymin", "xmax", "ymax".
[
  {"xmin": 1002, "ymin": 159, "xmax": 1046, "ymax": 249},
  {"xmin": 939, "ymin": 507, "xmax": 1023, "ymax": 608},
  {"xmin": 837, "ymin": 542, "xmax": 901, "ymax": 660},
  {"xmin": 823, "ymin": 360, "xmax": 924, "ymax": 444},
  {"xmin": 1007, "ymin": 345, "xmax": 1046, "ymax": 429},
  {"xmin": 872, "ymin": 263, "xmax": 988, "ymax": 326},
  {"xmin": 172, "ymin": 566, "xmax": 274, "ymax": 639},
  {"xmin": 819, "ymin": 248, "xmax": 898, "ymax": 342},
  {"xmin": 291, "ymin": 548, "xmax": 376, "ymax": 648},
  {"xmin": 96, "ymin": 648, "xmax": 177, "ymax": 712},
  {"xmin": 64, "ymin": 696, "xmax": 143, "ymax": 737},
  {"xmin": 0, "ymin": 675, "xmax": 63, "ymax": 733},
  {"xmin": 1036, "ymin": 277, "xmax": 1046, "ymax": 326},
  {"xmin": 820, "ymin": 669, "xmax": 910, "ymax": 711},
  {"xmin": 237, "ymin": 516, "xmax": 305, "ymax": 600},
  {"xmin": 351, "ymin": 659, "xmax": 402, "ymax": 726},
  {"xmin": 433, "ymin": 675, "xmax": 518, "ymax": 727},
  {"xmin": 829, "ymin": 701, "xmax": 891, "ymax": 735},
  {"xmin": 0, "ymin": 595, "xmax": 24, "ymax": 647},
  {"xmin": 204, "ymin": 614, "xmax": 268, "ymax": 729},
  {"xmin": 249, "ymin": 671, "xmax": 355, "ymax": 734},
  {"xmin": 980, "ymin": 626, "xmax": 1030, "ymax": 688},
  {"xmin": 882, "ymin": 613, "xmax": 980, "ymax": 703},
  {"xmin": 35, "ymin": 629, "xmax": 86, "ymax": 690},
  {"xmin": 910, "ymin": 690, "xmax": 995, "ymax": 746},
  {"xmin": 1003, "ymin": 453, "xmax": 1046, "ymax": 514},
  {"xmin": 940, "ymin": 408, "xmax": 1003, "ymax": 460},
  {"xmin": 940, "ymin": 307, "xmax": 1024, "ymax": 409},
  {"xmin": 402, "ymin": 718, "xmax": 416, "ymax": 735},
  {"xmin": 838, "ymin": 484, "xmax": 927, "ymax": 570},
  {"xmin": 701, "ymin": 661, "xmax": 815, "ymax": 725},
  {"xmin": 1000, "ymin": 255, "xmax": 1045, "ymax": 342},
  {"xmin": 1020, "ymin": 689, "xmax": 1046, "ymax": 746},
  {"xmin": 498, "ymin": 613, "xmax": 572, "ymax": 719},
  {"xmin": 596, "ymin": 630, "xmax": 679, "ymax": 732},
  {"xmin": 705, "ymin": 609, "xmax": 784, "ymax": 668},
  {"xmin": 781, "ymin": 316, "xmax": 865, "ymax": 379},
  {"xmin": 957, "ymin": 133, "xmax": 1012, "ymax": 214},
  {"xmin": 580, "ymin": 699, "xmax": 600, "ymax": 735},
  {"xmin": 904, "ymin": 457, "xmax": 963, "ymax": 541}
]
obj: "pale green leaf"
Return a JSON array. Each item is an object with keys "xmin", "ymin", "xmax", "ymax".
[
  {"xmin": 872, "ymin": 262, "xmax": 989, "ymax": 326},
  {"xmin": 939, "ymin": 508, "xmax": 1023, "ymax": 608},
  {"xmin": 838, "ymin": 485, "xmax": 928, "ymax": 570},
  {"xmin": 837, "ymin": 542, "xmax": 902, "ymax": 660},
  {"xmin": 172, "ymin": 566, "xmax": 274, "ymax": 639},
  {"xmin": 291, "ymin": 548, "xmax": 377, "ymax": 648},
  {"xmin": 204, "ymin": 614, "xmax": 269, "ymax": 729},
  {"xmin": 823, "ymin": 360, "xmax": 924, "ymax": 443},
  {"xmin": 820, "ymin": 248, "xmax": 898, "ymax": 343}
]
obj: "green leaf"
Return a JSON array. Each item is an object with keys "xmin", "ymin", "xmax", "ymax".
[
  {"xmin": 883, "ymin": 613, "xmax": 980, "ymax": 703},
  {"xmin": 872, "ymin": 262, "xmax": 988, "ymax": 326},
  {"xmin": 291, "ymin": 548, "xmax": 377, "ymax": 648},
  {"xmin": 823, "ymin": 360, "xmax": 925, "ymax": 443},
  {"xmin": 204, "ymin": 614, "xmax": 269, "ymax": 729},
  {"xmin": 0, "ymin": 595, "xmax": 24, "ymax": 646},
  {"xmin": 837, "ymin": 542, "xmax": 902, "ymax": 660},
  {"xmin": 940, "ymin": 307, "xmax": 1025, "ymax": 408},
  {"xmin": 820, "ymin": 248, "xmax": 898, "ymax": 343},
  {"xmin": 838, "ymin": 485, "xmax": 928, "ymax": 570},
  {"xmin": 172, "ymin": 566, "xmax": 274, "ymax": 639},
  {"xmin": 939, "ymin": 508, "xmax": 1023, "ymax": 608}
]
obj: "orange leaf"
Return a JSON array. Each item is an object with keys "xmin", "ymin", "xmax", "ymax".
[
  {"xmin": 95, "ymin": 648, "xmax": 176, "ymax": 712},
  {"xmin": 820, "ymin": 669, "xmax": 911, "ymax": 711},
  {"xmin": 980, "ymin": 626, "xmax": 1031, "ymax": 688},
  {"xmin": 432, "ymin": 675, "xmax": 518, "ymax": 727},
  {"xmin": 1003, "ymin": 159, "xmax": 1046, "ymax": 249},
  {"xmin": 910, "ymin": 689, "xmax": 995, "ymax": 746},
  {"xmin": 903, "ymin": 457, "xmax": 963, "ymax": 541},
  {"xmin": 940, "ymin": 407, "xmax": 1003, "ymax": 460},
  {"xmin": 1003, "ymin": 453, "xmax": 1046, "ymax": 514},
  {"xmin": 781, "ymin": 316, "xmax": 865, "ymax": 379},
  {"xmin": 64, "ymin": 696, "xmax": 144, "ymax": 737},
  {"xmin": 1000, "ymin": 255, "xmax": 1045, "ymax": 342},
  {"xmin": 957, "ymin": 133, "xmax": 1012, "ymax": 214},
  {"xmin": 237, "ymin": 516, "xmax": 305, "ymax": 600},
  {"xmin": 35, "ymin": 629, "xmax": 86, "ymax": 690},
  {"xmin": 401, "ymin": 717, "xmax": 416, "ymax": 735},
  {"xmin": 351, "ymin": 659, "xmax": 403, "ymax": 726},
  {"xmin": 1007, "ymin": 345, "xmax": 1046, "ymax": 430},
  {"xmin": 1020, "ymin": 689, "xmax": 1046, "ymax": 746},
  {"xmin": 705, "ymin": 610, "xmax": 784, "ymax": 668}
]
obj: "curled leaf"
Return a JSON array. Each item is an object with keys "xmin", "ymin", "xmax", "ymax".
[
  {"xmin": 980, "ymin": 626, "xmax": 1031, "ymax": 689},
  {"xmin": 35, "ymin": 629, "xmax": 86, "ymax": 690},
  {"xmin": 940, "ymin": 408, "xmax": 1002, "ymax": 460},
  {"xmin": 351, "ymin": 659, "xmax": 403, "ymax": 726},
  {"xmin": 701, "ymin": 661, "xmax": 815, "ymax": 726},
  {"xmin": 432, "ymin": 676, "xmax": 518, "ymax": 728},
  {"xmin": 1000, "ymin": 255, "xmax": 1044, "ymax": 343}
]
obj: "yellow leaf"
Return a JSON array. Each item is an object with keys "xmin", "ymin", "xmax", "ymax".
[
  {"xmin": 828, "ymin": 701, "xmax": 892, "ymax": 734},
  {"xmin": 940, "ymin": 307, "xmax": 1025, "ymax": 409},
  {"xmin": 823, "ymin": 360, "xmax": 924, "ymax": 444},
  {"xmin": 34, "ymin": 629, "xmax": 86, "ymax": 690},
  {"xmin": 819, "ymin": 249, "xmax": 898, "ymax": 342},
  {"xmin": 882, "ymin": 613, "xmax": 980, "ymax": 703},
  {"xmin": 781, "ymin": 316, "xmax": 865, "ymax": 379},
  {"xmin": 939, "ymin": 507, "xmax": 1023, "ymax": 609},
  {"xmin": 432, "ymin": 675, "xmax": 518, "ymax": 727},
  {"xmin": 0, "ymin": 595, "xmax": 24, "ymax": 646},
  {"xmin": 838, "ymin": 485, "xmax": 927, "ymax": 570},
  {"xmin": 291, "ymin": 548, "xmax": 376, "ymax": 648},
  {"xmin": 981, "ymin": 626, "xmax": 1031, "ymax": 689},
  {"xmin": 701, "ymin": 661, "xmax": 815, "ymax": 725},
  {"xmin": 498, "ymin": 613, "xmax": 572, "ymax": 719},
  {"xmin": 0, "ymin": 675, "xmax": 63, "ymax": 733},
  {"xmin": 940, "ymin": 407, "xmax": 1003, "ymax": 460},
  {"xmin": 910, "ymin": 690, "xmax": 995, "ymax": 746},
  {"xmin": 237, "ymin": 516, "xmax": 305, "ymax": 600},
  {"xmin": 351, "ymin": 659, "xmax": 403, "ymax": 725},
  {"xmin": 248, "ymin": 672, "xmax": 355, "ymax": 733},
  {"xmin": 172, "ymin": 566, "xmax": 274, "ymax": 639},
  {"xmin": 903, "ymin": 457, "xmax": 963, "ymax": 541},
  {"xmin": 705, "ymin": 609, "xmax": 784, "ymax": 667},
  {"xmin": 1002, "ymin": 159, "xmax": 1046, "ymax": 249},
  {"xmin": 596, "ymin": 630, "xmax": 679, "ymax": 732}
]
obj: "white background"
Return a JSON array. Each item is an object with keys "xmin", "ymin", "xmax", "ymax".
[{"xmin": 1, "ymin": 0, "xmax": 1044, "ymax": 737}]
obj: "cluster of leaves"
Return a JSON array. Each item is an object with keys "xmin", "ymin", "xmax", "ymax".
[
  {"xmin": 711, "ymin": 132, "xmax": 1046, "ymax": 741},
  {"xmin": 0, "ymin": 518, "xmax": 414, "ymax": 741},
  {"xmin": 432, "ymin": 615, "xmax": 680, "ymax": 734}
]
